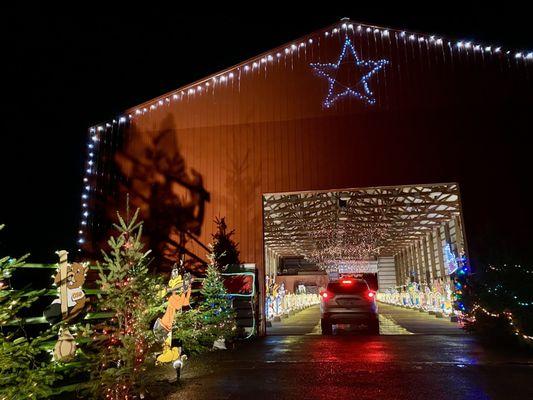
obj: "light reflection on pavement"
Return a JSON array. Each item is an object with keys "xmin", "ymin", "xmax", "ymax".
[{"xmin": 161, "ymin": 304, "xmax": 533, "ymax": 400}]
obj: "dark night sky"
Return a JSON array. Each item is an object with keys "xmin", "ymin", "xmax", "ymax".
[{"xmin": 1, "ymin": 6, "xmax": 532, "ymax": 264}]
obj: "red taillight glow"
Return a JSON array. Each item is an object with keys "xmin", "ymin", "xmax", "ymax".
[
  {"xmin": 320, "ymin": 291, "xmax": 331, "ymax": 300},
  {"xmin": 341, "ymin": 279, "xmax": 353, "ymax": 285},
  {"xmin": 366, "ymin": 291, "xmax": 376, "ymax": 300}
]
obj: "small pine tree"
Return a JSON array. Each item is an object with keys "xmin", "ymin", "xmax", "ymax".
[
  {"xmin": 210, "ymin": 217, "xmax": 240, "ymax": 271},
  {"xmin": 198, "ymin": 262, "xmax": 236, "ymax": 346},
  {"xmin": 0, "ymin": 225, "xmax": 60, "ymax": 399},
  {"xmin": 89, "ymin": 207, "xmax": 163, "ymax": 399},
  {"xmin": 172, "ymin": 308, "xmax": 207, "ymax": 355}
]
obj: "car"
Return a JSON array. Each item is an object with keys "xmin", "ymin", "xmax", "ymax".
[{"xmin": 320, "ymin": 278, "xmax": 379, "ymax": 335}]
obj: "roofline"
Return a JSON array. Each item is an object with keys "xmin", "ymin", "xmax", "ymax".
[
  {"xmin": 88, "ymin": 18, "xmax": 532, "ymax": 130},
  {"xmin": 262, "ymin": 181, "xmax": 460, "ymax": 198},
  {"xmin": 125, "ymin": 19, "xmax": 343, "ymax": 113}
]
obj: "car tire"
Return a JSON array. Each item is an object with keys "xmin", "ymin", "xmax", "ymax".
[
  {"xmin": 367, "ymin": 319, "xmax": 379, "ymax": 335},
  {"xmin": 321, "ymin": 319, "xmax": 333, "ymax": 335}
]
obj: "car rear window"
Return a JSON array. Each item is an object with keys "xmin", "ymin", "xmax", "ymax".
[{"xmin": 327, "ymin": 280, "xmax": 368, "ymax": 294}]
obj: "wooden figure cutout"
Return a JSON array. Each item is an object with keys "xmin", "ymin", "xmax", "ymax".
[{"xmin": 43, "ymin": 251, "xmax": 88, "ymax": 324}]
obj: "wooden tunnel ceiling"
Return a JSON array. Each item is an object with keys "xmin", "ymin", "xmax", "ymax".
[{"xmin": 263, "ymin": 183, "xmax": 462, "ymax": 262}]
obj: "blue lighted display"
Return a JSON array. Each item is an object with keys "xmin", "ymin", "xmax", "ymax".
[
  {"xmin": 443, "ymin": 243, "xmax": 459, "ymax": 275},
  {"xmin": 310, "ymin": 37, "xmax": 389, "ymax": 108}
]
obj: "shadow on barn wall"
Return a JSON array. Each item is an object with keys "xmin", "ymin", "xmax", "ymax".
[{"xmin": 114, "ymin": 113, "xmax": 211, "ymax": 273}]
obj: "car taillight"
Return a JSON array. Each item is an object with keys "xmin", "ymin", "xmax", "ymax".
[
  {"xmin": 366, "ymin": 291, "xmax": 376, "ymax": 301},
  {"xmin": 320, "ymin": 291, "xmax": 331, "ymax": 300},
  {"xmin": 341, "ymin": 279, "xmax": 353, "ymax": 285}
]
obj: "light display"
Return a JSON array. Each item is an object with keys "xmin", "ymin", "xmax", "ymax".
[
  {"xmin": 452, "ymin": 251, "xmax": 469, "ymax": 313},
  {"xmin": 310, "ymin": 37, "xmax": 389, "ymax": 107},
  {"xmin": 337, "ymin": 260, "xmax": 378, "ymax": 274},
  {"xmin": 306, "ymin": 225, "xmax": 386, "ymax": 272},
  {"xmin": 378, "ymin": 279, "xmax": 454, "ymax": 315},
  {"xmin": 379, "ymin": 250, "xmax": 469, "ymax": 317},
  {"xmin": 443, "ymin": 243, "xmax": 459, "ymax": 274},
  {"xmin": 265, "ymin": 276, "xmax": 319, "ymax": 321}
]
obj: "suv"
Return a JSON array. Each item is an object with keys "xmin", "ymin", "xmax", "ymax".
[{"xmin": 320, "ymin": 278, "xmax": 379, "ymax": 334}]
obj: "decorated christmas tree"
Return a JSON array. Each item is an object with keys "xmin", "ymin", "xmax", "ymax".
[
  {"xmin": 210, "ymin": 217, "xmax": 240, "ymax": 271},
  {"xmin": 0, "ymin": 225, "xmax": 60, "ymax": 399},
  {"xmin": 198, "ymin": 261, "xmax": 236, "ymax": 348},
  {"xmin": 89, "ymin": 206, "xmax": 163, "ymax": 399}
]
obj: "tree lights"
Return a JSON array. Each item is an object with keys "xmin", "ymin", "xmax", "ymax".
[
  {"xmin": 89, "ymin": 205, "xmax": 163, "ymax": 399},
  {"xmin": 470, "ymin": 304, "xmax": 533, "ymax": 341},
  {"xmin": 465, "ymin": 263, "xmax": 533, "ymax": 343}
]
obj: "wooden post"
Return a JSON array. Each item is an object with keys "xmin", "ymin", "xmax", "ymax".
[
  {"xmin": 454, "ymin": 215, "xmax": 465, "ymax": 253},
  {"xmin": 422, "ymin": 236, "xmax": 432, "ymax": 284},
  {"xmin": 394, "ymin": 255, "xmax": 400, "ymax": 286},
  {"xmin": 436, "ymin": 226, "xmax": 446, "ymax": 278},
  {"xmin": 407, "ymin": 245, "xmax": 418, "ymax": 281},
  {"xmin": 401, "ymin": 249, "xmax": 408, "ymax": 285},
  {"xmin": 400, "ymin": 251, "xmax": 406, "ymax": 285},
  {"xmin": 400, "ymin": 252, "xmax": 405, "ymax": 286},
  {"xmin": 56, "ymin": 250, "xmax": 69, "ymax": 319},
  {"xmin": 428, "ymin": 230, "xmax": 439, "ymax": 280},
  {"xmin": 417, "ymin": 239, "xmax": 427, "ymax": 285},
  {"xmin": 414, "ymin": 242, "xmax": 423, "ymax": 285}
]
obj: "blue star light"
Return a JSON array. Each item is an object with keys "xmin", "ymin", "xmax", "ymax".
[{"xmin": 310, "ymin": 37, "xmax": 389, "ymax": 108}]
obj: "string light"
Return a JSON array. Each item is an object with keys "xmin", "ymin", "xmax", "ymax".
[
  {"xmin": 471, "ymin": 305, "xmax": 533, "ymax": 341},
  {"xmin": 306, "ymin": 225, "xmax": 387, "ymax": 272}
]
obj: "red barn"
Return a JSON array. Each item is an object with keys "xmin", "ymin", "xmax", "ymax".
[{"xmin": 79, "ymin": 19, "xmax": 533, "ymax": 333}]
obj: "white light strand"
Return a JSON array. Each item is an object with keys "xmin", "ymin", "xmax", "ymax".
[
  {"xmin": 85, "ymin": 20, "xmax": 532, "ymax": 134},
  {"xmin": 471, "ymin": 305, "xmax": 533, "ymax": 341},
  {"xmin": 79, "ymin": 21, "xmax": 533, "ymax": 244}
]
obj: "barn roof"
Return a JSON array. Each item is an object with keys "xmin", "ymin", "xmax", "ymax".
[{"xmin": 88, "ymin": 18, "xmax": 533, "ymax": 133}]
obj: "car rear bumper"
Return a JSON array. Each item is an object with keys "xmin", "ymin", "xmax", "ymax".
[{"xmin": 322, "ymin": 311, "xmax": 378, "ymax": 323}]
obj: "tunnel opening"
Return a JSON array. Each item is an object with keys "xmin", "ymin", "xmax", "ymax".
[{"xmin": 262, "ymin": 183, "xmax": 467, "ymax": 336}]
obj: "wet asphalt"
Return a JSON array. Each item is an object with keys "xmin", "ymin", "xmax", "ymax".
[{"xmin": 161, "ymin": 304, "xmax": 533, "ymax": 400}]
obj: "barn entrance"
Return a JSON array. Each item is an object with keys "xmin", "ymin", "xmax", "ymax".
[{"xmin": 262, "ymin": 183, "xmax": 467, "ymax": 336}]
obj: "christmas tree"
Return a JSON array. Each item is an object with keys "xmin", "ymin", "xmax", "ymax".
[
  {"xmin": 89, "ymin": 206, "xmax": 163, "ymax": 399},
  {"xmin": 0, "ymin": 225, "xmax": 60, "ymax": 399},
  {"xmin": 210, "ymin": 217, "xmax": 240, "ymax": 271},
  {"xmin": 198, "ymin": 262, "xmax": 236, "ymax": 348}
]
